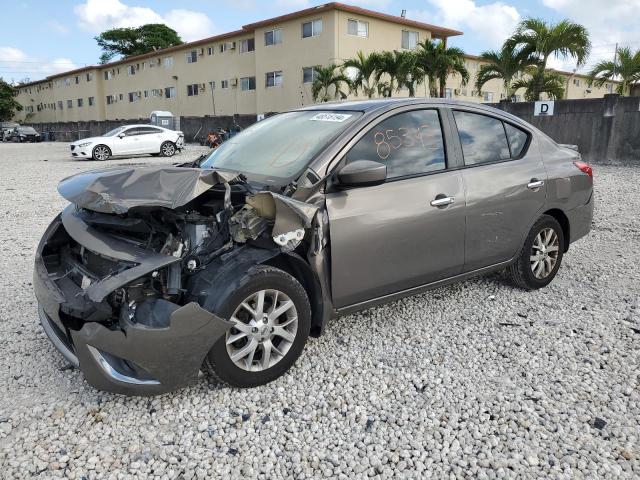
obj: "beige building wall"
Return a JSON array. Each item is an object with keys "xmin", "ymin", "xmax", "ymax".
[{"xmin": 12, "ymin": 3, "xmax": 620, "ymax": 124}]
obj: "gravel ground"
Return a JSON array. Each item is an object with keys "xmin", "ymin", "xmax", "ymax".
[{"xmin": 0, "ymin": 142, "xmax": 638, "ymax": 479}]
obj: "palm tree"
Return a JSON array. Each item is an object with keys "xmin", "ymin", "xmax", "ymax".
[
  {"xmin": 475, "ymin": 45, "xmax": 535, "ymax": 100},
  {"xmin": 373, "ymin": 50, "xmax": 424, "ymax": 97},
  {"xmin": 588, "ymin": 46, "xmax": 640, "ymax": 96},
  {"xmin": 512, "ymin": 68, "xmax": 565, "ymax": 101},
  {"xmin": 416, "ymin": 39, "xmax": 440, "ymax": 96},
  {"xmin": 311, "ymin": 65, "xmax": 350, "ymax": 102},
  {"xmin": 417, "ymin": 40, "xmax": 468, "ymax": 98},
  {"xmin": 507, "ymin": 18, "xmax": 591, "ymax": 100},
  {"xmin": 342, "ymin": 51, "xmax": 381, "ymax": 98}
]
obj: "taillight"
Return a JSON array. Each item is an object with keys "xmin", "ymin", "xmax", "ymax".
[{"xmin": 573, "ymin": 161, "xmax": 593, "ymax": 178}]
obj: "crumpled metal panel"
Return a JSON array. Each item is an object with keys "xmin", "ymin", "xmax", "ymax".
[
  {"xmin": 58, "ymin": 166, "xmax": 240, "ymax": 214},
  {"xmin": 247, "ymin": 191, "xmax": 319, "ymax": 237}
]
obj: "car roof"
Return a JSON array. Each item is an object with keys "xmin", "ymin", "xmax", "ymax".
[
  {"xmin": 297, "ymin": 98, "xmax": 527, "ymax": 125},
  {"xmin": 121, "ymin": 124, "xmax": 163, "ymax": 129}
]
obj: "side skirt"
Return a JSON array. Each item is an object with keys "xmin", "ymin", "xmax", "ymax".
[{"xmin": 334, "ymin": 260, "xmax": 513, "ymax": 317}]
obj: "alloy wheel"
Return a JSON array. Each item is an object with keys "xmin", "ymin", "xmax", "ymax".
[
  {"xmin": 93, "ymin": 146, "xmax": 109, "ymax": 160},
  {"xmin": 530, "ymin": 227, "xmax": 560, "ymax": 279},
  {"xmin": 162, "ymin": 143, "xmax": 175, "ymax": 156},
  {"xmin": 225, "ymin": 289, "xmax": 298, "ymax": 372}
]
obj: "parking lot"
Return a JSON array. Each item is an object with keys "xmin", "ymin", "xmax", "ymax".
[{"xmin": 0, "ymin": 141, "xmax": 638, "ymax": 479}]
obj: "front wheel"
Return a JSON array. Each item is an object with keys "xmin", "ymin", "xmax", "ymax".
[
  {"xmin": 92, "ymin": 144, "xmax": 111, "ymax": 161},
  {"xmin": 204, "ymin": 266, "xmax": 311, "ymax": 387},
  {"xmin": 160, "ymin": 141, "xmax": 176, "ymax": 157},
  {"xmin": 508, "ymin": 214, "xmax": 564, "ymax": 290}
]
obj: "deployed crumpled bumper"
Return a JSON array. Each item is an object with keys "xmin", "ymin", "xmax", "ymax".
[{"xmin": 34, "ymin": 213, "xmax": 232, "ymax": 396}]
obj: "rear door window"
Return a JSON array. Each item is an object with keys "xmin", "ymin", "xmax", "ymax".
[
  {"xmin": 453, "ymin": 111, "xmax": 510, "ymax": 165},
  {"xmin": 345, "ymin": 109, "xmax": 446, "ymax": 179}
]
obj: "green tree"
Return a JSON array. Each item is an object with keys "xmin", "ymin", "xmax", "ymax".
[
  {"xmin": 507, "ymin": 18, "xmax": 590, "ymax": 100},
  {"xmin": 417, "ymin": 40, "xmax": 468, "ymax": 98},
  {"xmin": 311, "ymin": 65, "xmax": 350, "ymax": 102},
  {"xmin": 0, "ymin": 79, "xmax": 22, "ymax": 121},
  {"xmin": 95, "ymin": 24, "xmax": 183, "ymax": 63},
  {"xmin": 343, "ymin": 51, "xmax": 381, "ymax": 98},
  {"xmin": 475, "ymin": 45, "xmax": 535, "ymax": 99},
  {"xmin": 588, "ymin": 46, "xmax": 640, "ymax": 96},
  {"xmin": 512, "ymin": 68, "xmax": 565, "ymax": 101},
  {"xmin": 375, "ymin": 50, "xmax": 424, "ymax": 97}
]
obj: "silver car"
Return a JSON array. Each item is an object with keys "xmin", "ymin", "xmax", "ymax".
[{"xmin": 34, "ymin": 99, "xmax": 593, "ymax": 395}]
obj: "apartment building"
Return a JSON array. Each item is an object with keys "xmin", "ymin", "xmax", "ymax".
[
  {"xmin": 13, "ymin": 3, "xmax": 459, "ymax": 123},
  {"xmin": 13, "ymin": 2, "xmax": 617, "ymax": 124}
]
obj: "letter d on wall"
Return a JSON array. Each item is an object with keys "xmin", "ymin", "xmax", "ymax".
[{"xmin": 534, "ymin": 101, "xmax": 554, "ymax": 116}]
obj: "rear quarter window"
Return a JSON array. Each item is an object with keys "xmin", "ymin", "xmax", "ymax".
[{"xmin": 504, "ymin": 123, "xmax": 529, "ymax": 157}]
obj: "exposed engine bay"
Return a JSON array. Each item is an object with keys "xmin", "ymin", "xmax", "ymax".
[{"xmin": 34, "ymin": 165, "xmax": 329, "ymax": 395}]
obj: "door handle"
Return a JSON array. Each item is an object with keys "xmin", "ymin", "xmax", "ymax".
[
  {"xmin": 430, "ymin": 196, "xmax": 455, "ymax": 207},
  {"xmin": 527, "ymin": 179, "xmax": 544, "ymax": 190}
]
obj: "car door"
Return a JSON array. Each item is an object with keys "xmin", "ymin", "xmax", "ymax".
[
  {"xmin": 449, "ymin": 108, "xmax": 547, "ymax": 271},
  {"xmin": 113, "ymin": 127, "xmax": 143, "ymax": 155},
  {"xmin": 136, "ymin": 126, "xmax": 164, "ymax": 153},
  {"xmin": 325, "ymin": 107, "xmax": 466, "ymax": 309}
]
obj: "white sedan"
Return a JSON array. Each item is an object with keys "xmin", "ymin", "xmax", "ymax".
[{"xmin": 70, "ymin": 125, "xmax": 184, "ymax": 161}]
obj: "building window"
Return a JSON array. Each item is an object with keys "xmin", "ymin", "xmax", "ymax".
[
  {"xmin": 483, "ymin": 91, "xmax": 494, "ymax": 102},
  {"xmin": 86, "ymin": 72, "xmax": 93, "ymax": 82},
  {"xmin": 75, "ymin": 76, "xmax": 80, "ymax": 84},
  {"xmin": 128, "ymin": 92, "xmax": 140, "ymax": 102},
  {"xmin": 265, "ymin": 71, "xmax": 283, "ymax": 87},
  {"xmin": 186, "ymin": 84, "xmax": 199, "ymax": 96},
  {"xmin": 401, "ymin": 30, "xmax": 419, "ymax": 50},
  {"xmin": 186, "ymin": 50, "xmax": 198, "ymax": 63},
  {"xmin": 209, "ymin": 81, "xmax": 216, "ymax": 90},
  {"xmin": 57, "ymin": 100, "xmax": 63, "ymax": 109},
  {"xmin": 573, "ymin": 78, "xmax": 580, "ymax": 86},
  {"xmin": 265, "ymin": 28, "xmax": 283, "ymax": 46},
  {"xmin": 207, "ymin": 46, "xmax": 214, "ymax": 55},
  {"xmin": 240, "ymin": 76, "xmax": 256, "ymax": 91},
  {"xmin": 302, "ymin": 19, "xmax": 322, "ymax": 38},
  {"xmin": 303, "ymin": 66, "xmax": 320, "ymax": 84},
  {"xmin": 118, "ymin": 93, "xmax": 123, "ymax": 101},
  {"xmin": 104, "ymin": 70, "xmax": 113, "ymax": 80},
  {"xmin": 88, "ymin": 96, "xmax": 94, "ymax": 106},
  {"xmin": 77, "ymin": 98, "xmax": 83, "ymax": 107},
  {"xmin": 347, "ymin": 19, "xmax": 368, "ymax": 37},
  {"xmin": 67, "ymin": 99, "xmax": 73, "ymax": 108},
  {"xmin": 64, "ymin": 78, "xmax": 71, "ymax": 86},
  {"xmin": 444, "ymin": 88, "xmax": 453, "ymax": 99},
  {"xmin": 164, "ymin": 57, "xmax": 174, "ymax": 68},
  {"xmin": 165, "ymin": 86, "xmax": 176, "ymax": 98},
  {"xmin": 128, "ymin": 65, "xmax": 136, "ymax": 75},
  {"xmin": 221, "ymin": 80, "xmax": 229, "ymax": 89},
  {"xmin": 220, "ymin": 41, "xmax": 236, "ymax": 53},
  {"xmin": 239, "ymin": 38, "xmax": 255, "ymax": 53}
]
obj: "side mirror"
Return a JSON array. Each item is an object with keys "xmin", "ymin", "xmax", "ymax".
[
  {"xmin": 336, "ymin": 160, "xmax": 387, "ymax": 188},
  {"xmin": 118, "ymin": 133, "xmax": 125, "ymax": 138}
]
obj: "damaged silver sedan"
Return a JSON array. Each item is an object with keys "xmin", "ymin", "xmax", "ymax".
[{"xmin": 34, "ymin": 100, "xmax": 594, "ymax": 395}]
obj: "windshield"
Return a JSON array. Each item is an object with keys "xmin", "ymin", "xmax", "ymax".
[
  {"xmin": 18, "ymin": 127, "xmax": 37, "ymax": 134},
  {"xmin": 200, "ymin": 111, "xmax": 361, "ymax": 180},
  {"xmin": 103, "ymin": 126, "xmax": 127, "ymax": 137}
]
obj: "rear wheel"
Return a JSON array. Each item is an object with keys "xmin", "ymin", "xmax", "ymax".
[
  {"xmin": 160, "ymin": 141, "xmax": 176, "ymax": 157},
  {"xmin": 508, "ymin": 214, "xmax": 564, "ymax": 290},
  {"xmin": 92, "ymin": 145, "xmax": 111, "ymax": 161},
  {"xmin": 204, "ymin": 266, "xmax": 310, "ymax": 387}
]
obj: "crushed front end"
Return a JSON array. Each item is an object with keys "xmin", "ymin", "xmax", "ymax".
[{"xmin": 34, "ymin": 166, "xmax": 321, "ymax": 395}]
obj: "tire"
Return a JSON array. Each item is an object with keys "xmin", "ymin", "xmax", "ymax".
[
  {"xmin": 204, "ymin": 265, "xmax": 311, "ymax": 388},
  {"xmin": 160, "ymin": 141, "xmax": 176, "ymax": 157},
  {"xmin": 508, "ymin": 214, "xmax": 564, "ymax": 290},
  {"xmin": 92, "ymin": 144, "xmax": 111, "ymax": 161}
]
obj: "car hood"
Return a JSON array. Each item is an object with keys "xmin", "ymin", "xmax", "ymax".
[
  {"xmin": 58, "ymin": 165, "xmax": 242, "ymax": 214},
  {"xmin": 71, "ymin": 136, "xmax": 104, "ymax": 145}
]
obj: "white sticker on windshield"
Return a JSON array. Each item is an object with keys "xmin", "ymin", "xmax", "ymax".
[{"xmin": 310, "ymin": 113, "xmax": 352, "ymax": 122}]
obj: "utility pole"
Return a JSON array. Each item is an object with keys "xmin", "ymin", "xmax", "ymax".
[{"xmin": 613, "ymin": 43, "xmax": 618, "ymax": 80}]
